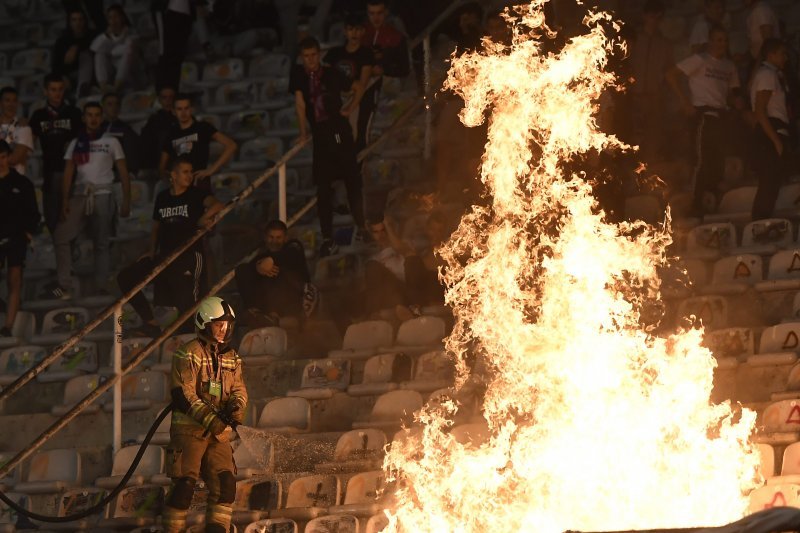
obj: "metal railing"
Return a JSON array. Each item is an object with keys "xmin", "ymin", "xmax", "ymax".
[{"xmin": 0, "ymin": 0, "xmax": 466, "ymax": 481}]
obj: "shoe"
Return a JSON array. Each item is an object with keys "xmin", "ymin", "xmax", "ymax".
[
  {"xmin": 319, "ymin": 239, "xmax": 339, "ymax": 257},
  {"xmin": 50, "ymin": 285, "xmax": 72, "ymax": 300},
  {"xmin": 0, "ymin": 326, "xmax": 12, "ymax": 337},
  {"xmin": 135, "ymin": 322, "xmax": 162, "ymax": 339}
]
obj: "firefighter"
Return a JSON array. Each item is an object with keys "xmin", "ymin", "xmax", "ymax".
[{"xmin": 163, "ymin": 296, "xmax": 247, "ymax": 533}]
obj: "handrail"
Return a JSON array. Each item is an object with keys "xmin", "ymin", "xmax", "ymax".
[{"xmin": 0, "ymin": 0, "xmax": 465, "ymax": 479}]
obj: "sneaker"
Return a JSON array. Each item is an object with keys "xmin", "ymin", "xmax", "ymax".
[
  {"xmin": 319, "ymin": 239, "xmax": 339, "ymax": 257},
  {"xmin": 0, "ymin": 326, "xmax": 12, "ymax": 337},
  {"xmin": 50, "ymin": 285, "xmax": 72, "ymax": 300}
]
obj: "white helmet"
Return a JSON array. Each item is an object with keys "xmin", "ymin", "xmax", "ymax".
[{"xmin": 195, "ymin": 296, "xmax": 235, "ymax": 347}]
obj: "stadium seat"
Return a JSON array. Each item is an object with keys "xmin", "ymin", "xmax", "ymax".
[
  {"xmin": 682, "ymin": 223, "xmax": 736, "ymax": 261},
  {"xmin": 233, "ymin": 479, "xmax": 282, "ymax": 522},
  {"xmin": 30, "ymin": 307, "xmax": 93, "ymax": 345},
  {"xmin": 774, "ymin": 183, "xmax": 800, "ymax": 219},
  {"xmin": 257, "ymin": 397, "xmax": 311, "ymax": 433},
  {"xmin": 287, "ymin": 359, "xmax": 351, "ymax": 400},
  {"xmin": 755, "ymin": 250, "xmax": 800, "ymax": 292},
  {"xmin": 210, "ymin": 172, "xmax": 248, "ymax": 202},
  {"xmin": 751, "ymin": 323, "xmax": 800, "ymax": 366},
  {"xmin": 197, "ymin": 58, "xmax": 245, "ymax": 88},
  {"xmin": 48, "ymin": 487, "xmax": 107, "ymax": 530},
  {"xmin": 232, "ymin": 439, "xmax": 275, "ymax": 480},
  {"xmin": 0, "ymin": 492, "xmax": 30, "ymax": 531},
  {"xmin": 315, "ymin": 429, "xmax": 387, "ymax": 474},
  {"xmin": 676, "ymin": 296, "xmax": 728, "ymax": 330},
  {"xmin": 305, "ymin": 514, "xmax": 360, "ymax": 532},
  {"xmin": 102, "ymin": 371, "xmax": 169, "ymax": 412},
  {"xmin": 95, "ymin": 445, "xmax": 164, "ymax": 489},
  {"xmin": 777, "ymin": 441, "xmax": 800, "ymax": 481},
  {"xmin": 702, "ymin": 328, "xmax": 754, "ymax": 360},
  {"xmin": 269, "ymin": 474, "xmax": 340, "ymax": 521},
  {"xmin": 225, "ymin": 110, "xmax": 269, "ymax": 141},
  {"xmin": 244, "ymin": 518, "xmax": 298, "ymax": 533},
  {"xmin": 329, "ymin": 320, "xmax": 394, "ymax": 360},
  {"xmin": 352, "ymin": 390, "xmax": 423, "ymax": 431},
  {"xmin": 154, "ymin": 333, "xmax": 195, "ymax": 373},
  {"xmin": 270, "ymin": 107, "xmax": 300, "ymax": 138},
  {"xmin": 738, "ymin": 219, "xmax": 794, "ymax": 255},
  {"xmin": 98, "ymin": 484, "xmax": 164, "ymax": 529},
  {"xmin": 701, "ymin": 254, "xmax": 762, "ymax": 295},
  {"xmin": 249, "ymin": 53, "xmax": 291, "ymax": 78},
  {"xmin": 400, "ymin": 350, "xmax": 454, "ymax": 393},
  {"xmin": 762, "ymin": 399, "xmax": 800, "ymax": 433},
  {"xmin": 206, "ymin": 81, "xmax": 256, "ymax": 115},
  {"xmin": 624, "ymin": 194, "xmax": 664, "ymax": 225},
  {"xmin": 759, "ymin": 443, "xmax": 776, "ymax": 481},
  {"xmin": 383, "ymin": 316, "xmax": 445, "ymax": 356},
  {"xmin": 119, "ymin": 91, "xmax": 156, "ymax": 122},
  {"xmin": 703, "ymin": 186, "xmax": 756, "ymax": 224},
  {"xmin": 347, "ymin": 352, "xmax": 413, "ymax": 396},
  {"xmin": 232, "ymin": 137, "xmax": 284, "ymax": 170},
  {"xmin": 51, "ymin": 374, "xmax": 104, "ymax": 416},
  {"xmin": 239, "ymin": 327, "xmax": 288, "ymax": 365},
  {"xmin": 136, "ymin": 413, "xmax": 171, "ymax": 446},
  {"xmin": 450, "ymin": 421, "xmax": 491, "ymax": 447},
  {"xmin": 39, "ymin": 341, "xmax": 98, "ymax": 383},
  {"xmin": 6, "ymin": 48, "xmax": 50, "ymax": 77},
  {"xmin": 0, "ymin": 345, "xmax": 44, "ymax": 386},
  {"xmin": 0, "ymin": 311, "xmax": 35, "ymax": 349},
  {"xmin": 114, "ymin": 337, "xmax": 155, "ymax": 370},
  {"xmin": 253, "ymin": 77, "xmax": 292, "ymax": 110},
  {"xmin": 328, "ymin": 470, "xmax": 387, "ymax": 517},
  {"xmin": 0, "ymin": 453, "xmax": 21, "ymax": 491},
  {"xmin": 365, "ymin": 513, "xmax": 390, "ymax": 533},
  {"xmin": 749, "ymin": 483, "xmax": 800, "ymax": 513},
  {"xmin": 14, "ymin": 449, "xmax": 81, "ymax": 494}
]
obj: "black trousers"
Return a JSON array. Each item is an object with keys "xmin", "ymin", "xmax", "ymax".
[
  {"xmin": 752, "ymin": 122, "xmax": 793, "ymax": 220},
  {"xmin": 234, "ymin": 262, "xmax": 304, "ymax": 318},
  {"xmin": 356, "ymin": 79, "xmax": 381, "ymax": 155},
  {"xmin": 117, "ymin": 252, "xmax": 203, "ymax": 324},
  {"xmin": 154, "ymin": 9, "xmax": 193, "ymax": 91},
  {"xmin": 691, "ymin": 111, "xmax": 727, "ymax": 213},
  {"xmin": 312, "ymin": 120, "xmax": 365, "ymax": 239}
]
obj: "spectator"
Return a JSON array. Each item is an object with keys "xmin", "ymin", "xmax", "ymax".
[
  {"xmin": 29, "ymin": 73, "xmax": 82, "ymax": 235},
  {"xmin": 751, "ymin": 39, "xmax": 794, "ymax": 220},
  {"xmin": 159, "ymin": 93, "xmax": 237, "ymax": 191},
  {"xmin": 291, "ymin": 37, "xmax": 366, "ymax": 257},
  {"xmin": 152, "ymin": 0, "xmax": 198, "ymax": 92},
  {"xmin": 141, "ymin": 85, "xmax": 178, "ymax": 172},
  {"xmin": 54, "ymin": 102, "xmax": 132, "ymax": 298},
  {"xmin": 101, "ymin": 92, "xmax": 141, "ymax": 175},
  {"xmin": 63, "ymin": 0, "xmax": 106, "ymax": 33},
  {"xmin": 0, "ymin": 141, "xmax": 40, "ymax": 337},
  {"xmin": 52, "ymin": 9, "xmax": 95, "ymax": 97},
  {"xmin": 0, "ymin": 87, "xmax": 34, "ymax": 176},
  {"xmin": 627, "ymin": 0, "xmax": 673, "ymax": 161},
  {"xmin": 91, "ymin": 4, "xmax": 140, "ymax": 93},
  {"xmin": 666, "ymin": 25, "xmax": 740, "ymax": 216},
  {"xmin": 689, "ymin": 0, "xmax": 726, "ymax": 54},
  {"xmin": 746, "ymin": 0, "xmax": 779, "ymax": 61},
  {"xmin": 117, "ymin": 156, "xmax": 222, "ymax": 337},
  {"xmin": 234, "ymin": 220, "xmax": 311, "ymax": 326},
  {"xmin": 453, "ymin": 2, "xmax": 484, "ymax": 54},
  {"xmin": 324, "ymin": 12, "xmax": 374, "ymax": 153}
]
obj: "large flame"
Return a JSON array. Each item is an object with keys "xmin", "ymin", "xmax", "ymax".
[{"xmin": 383, "ymin": 2, "xmax": 759, "ymax": 532}]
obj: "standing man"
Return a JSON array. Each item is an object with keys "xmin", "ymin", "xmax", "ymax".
[
  {"xmin": 152, "ymin": 0, "xmax": 198, "ymax": 93},
  {"xmin": 53, "ymin": 102, "xmax": 131, "ymax": 298},
  {"xmin": 325, "ymin": 13, "xmax": 374, "ymax": 152},
  {"xmin": 163, "ymin": 296, "xmax": 246, "ymax": 533},
  {"xmin": 291, "ymin": 37, "xmax": 367, "ymax": 257},
  {"xmin": 746, "ymin": 0, "xmax": 779, "ymax": 61},
  {"xmin": 117, "ymin": 156, "xmax": 223, "ymax": 338},
  {"xmin": 101, "ymin": 92, "xmax": 141, "ymax": 176},
  {"xmin": 751, "ymin": 39, "xmax": 793, "ymax": 220},
  {"xmin": 0, "ymin": 141, "xmax": 40, "ymax": 337},
  {"xmin": 29, "ymin": 73, "xmax": 82, "ymax": 235},
  {"xmin": 666, "ymin": 25, "xmax": 741, "ymax": 216},
  {"xmin": 141, "ymin": 85, "xmax": 177, "ymax": 172},
  {"xmin": 0, "ymin": 87, "xmax": 34, "ymax": 176},
  {"xmin": 159, "ymin": 93, "xmax": 237, "ymax": 190},
  {"xmin": 688, "ymin": 0, "xmax": 726, "ymax": 54}
]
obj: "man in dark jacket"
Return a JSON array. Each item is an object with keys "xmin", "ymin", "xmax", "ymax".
[
  {"xmin": 52, "ymin": 9, "xmax": 95, "ymax": 97},
  {"xmin": 0, "ymin": 141, "xmax": 40, "ymax": 337},
  {"xmin": 140, "ymin": 85, "xmax": 177, "ymax": 172},
  {"xmin": 101, "ymin": 92, "xmax": 141, "ymax": 175}
]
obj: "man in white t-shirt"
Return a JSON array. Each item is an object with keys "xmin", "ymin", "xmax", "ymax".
[
  {"xmin": 666, "ymin": 24, "xmax": 741, "ymax": 216},
  {"xmin": 746, "ymin": 0, "xmax": 779, "ymax": 60},
  {"xmin": 0, "ymin": 87, "xmax": 33, "ymax": 176},
  {"xmin": 750, "ymin": 38, "xmax": 793, "ymax": 220},
  {"xmin": 53, "ymin": 102, "xmax": 131, "ymax": 298},
  {"xmin": 688, "ymin": 0, "xmax": 726, "ymax": 54}
]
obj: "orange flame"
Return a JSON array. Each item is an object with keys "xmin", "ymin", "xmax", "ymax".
[{"xmin": 383, "ymin": 3, "xmax": 759, "ymax": 532}]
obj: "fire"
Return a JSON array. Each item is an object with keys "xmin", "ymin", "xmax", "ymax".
[{"xmin": 382, "ymin": 2, "xmax": 760, "ymax": 532}]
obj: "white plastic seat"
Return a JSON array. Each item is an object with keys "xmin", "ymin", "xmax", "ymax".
[
  {"xmin": 450, "ymin": 422, "xmax": 491, "ymax": 447},
  {"xmin": 384, "ymin": 316, "xmax": 445, "ymax": 356},
  {"xmin": 762, "ymin": 399, "xmax": 800, "ymax": 433},
  {"xmin": 347, "ymin": 352, "xmax": 413, "ymax": 396},
  {"xmin": 253, "ymin": 77, "xmax": 292, "ymax": 110},
  {"xmin": 14, "ymin": 449, "xmax": 81, "ymax": 494},
  {"xmin": 52, "ymin": 374, "xmax": 104, "ymax": 416},
  {"xmin": 39, "ymin": 341, "xmax": 98, "ymax": 383},
  {"xmin": 329, "ymin": 320, "xmax": 394, "ymax": 360},
  {"xmin": 400, "ymin": 350, "xmax": 454, "ymax": 393},
  {"xmin": 30, "ymin": 306, "xmax": 106, "ymax": 345},
  {"xmin": 232, "ymin": 479, "xmax": 282, "ymax": 522},
  {"xmin": 624, "ymin": 194, "xmax": 664, "ymax": 225},
  {"xmin": 102, "ymin": 371, "xmax": 168, "ymax": 412},
  {"xmin": 48, "ymin": 487, "xmax": 107, "ymax": 530},
  {"xmin": 305, "ymin": 514, "xmax": 359, "ymax": 532},
  {"xmin": 179, "ymin": 61, "xmax": 199, "ymax": 88},
  {"xmin": 675, "ymin": 296, "xmax": 728, "ymax": 331},
  {"xmin": 206, "ymin": 81, "xmax": 255, "ymax": 114},
  {"xmin": 0, "ymin": 344, "xmax": 45, "ymax": 386},
  {"xmin": 244, "ymin": 518, "xmax": 298, "ymax": 533},
  {"xmin": 269, "ymin": 475, "xmax": 340, "ymax": 521},
  {"xmin": 95, "ymin": 446, "xmax": 164, "ymax": 489},
  {"xmin": 239, "ymin": 327, "xmax": 288, "ymax": 365},
  {"xmin": 328, "ymin": 471, "xmax": 387, "ymax": 517},
  {"xmin": 114, "ymin": 337, "xmax": 156, "ymax": 370},
  {"xmin": 232, "ymin": 436, "xmax": 275, "ymax": 480},
  {"xmin": 211, "ymin": 172, "xmax": 248, "ymax": 203},
  {"xmin": 98, "ymin": 484, "xmax": 165, "ymax": 529},
  {"xmin": 119, "ymin": 90, "xmax": 156, "ymax": 122},
  {"xmin": 270, "ymin": 107, "xmax": 300, "ymax": 137},
  {"xmin": 0, "ymin": 453, "xmax": 22, "ymax": 490},
  {"xmin": 364, "ymin": 513, "xmax": 390, "ymax": 533},
  {"xmin": 5, "ymin": 48, "xmax": 50, "ymax": 77},
  {"xmin": 683, "ymin": 223, "xmax": 736, "ymax": 260},
  {"xmin": 230, "ymin": 137, "xmax": 283, "ymax": 172},
  {"xmin": 701, "ymin": 254, "xmax": 762, "ymax": 295},
  {"xmin": 352, "ymin": 390, "xmax": 423, "ymax": 431},
  {"xmin": 226, "ymin": 110, "xmax": 269, "ymax": 141},
  {"xmin": 774, "ymin": 183, "xmax": 800, "ymax": 219},
  {"xmin": 756, "ymin": 250, "xmax": 800, "ymax": 292},
  {"xmin": 749, "ymin": 483, "xmax": 800, "ymax": 513},
  {"xmin": 737, "ymin": 218, "xmax": 794, "ymax": 255},
  {"xmin": 196, "ymin": 58, "xmax": 245, "ymax": 88},
  {"xmin": 704, "ymin": 186, "xmax": 757, "ymax": 224},
  {"xmin": 249, "ymin": 53, "xmax": 291, "ymax": 78},
  {"xmin": 257, "ymin": 397, "xmax": 311, "ymax": 433},
  {"xmin": 660, "ymin": 259, "xmax": 707, "ymax": 299},
  {"xmin": 136, "ymin": 413, "xmax": 171, "ymax": 446},
  {"xmin": 0, "ymin": 310, "xmax": 35, "ymax": 348},
  {"xmin": 154, "ymin": 333, "xmax": 195, "ymax": 373},
  {"xmin": 287, "ymin": 359, "xmax": 351, "ymax": 400},
  {"xmin": 750, "ymin": 323, "xmax": 800, "ymax": 366},
  {"xmin": 702, "ymin": 328, "xmax": 754, "ymax": 360},
  {"xmin": 760, "ymin": 443, "xmax": 776, "ymax": 481},
  {"xmin": 315, "ymin": 429, "xmax": 387, "ymax": 474}
]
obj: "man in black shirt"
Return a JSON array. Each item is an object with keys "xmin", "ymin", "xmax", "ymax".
[
  {"xmin": 235, "ymin": 219, "xmax": 310, "ymax": 326},
  {"xmin": 158, "ymin": 93, "xmax": 237, "ymax": 190},
  {"xmin": 291, "ymin": 36, "xmax": 366, "ymax": 257},
  {"xmin": 325, "ymin": 13, "xmax": 374, "ymax": 153},
  {"xmin": 117, "ymin": 156, "xmax": 223, "ymax": 337},
  {"xmin": 101, "ymin": 92, "xmax": 141, "ymax": 175},
  {"xmin": 52, "ymin": 9, "xmax": 95, "ymax": 97},
  {"xmin": 29, "ymin": 73, "xmax": 82, "ymax": 235},
  {"xmin": 0, "ymin": 141, "xmax": 40, "ymax": 337},
  {"xmin": 141, "ymin": 85, "xmax": 177, "ymax": 172}
]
